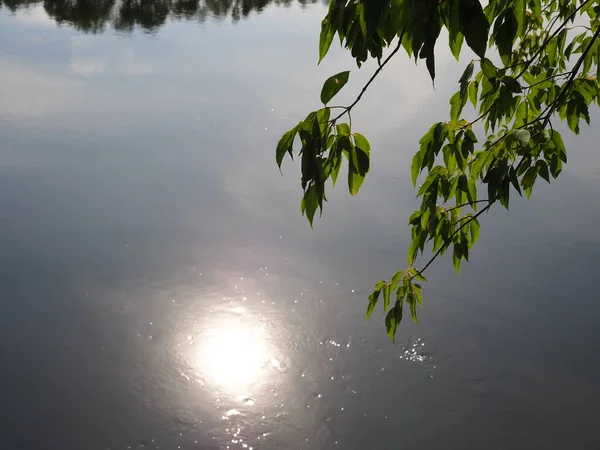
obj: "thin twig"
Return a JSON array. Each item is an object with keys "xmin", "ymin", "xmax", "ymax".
[
  {"xmin": 565, "ymin": 25, "xmax": 592, "ymax": 32},
  {"xmin": 441, "ymin": 200, "xmax": 489, "ymax": 213},
  {"xmin": 460, "ymin": 104, "xmax": 494, "ymax": 131},
  {"xmin": 411, "ymin": 204, "xmax": 492, "ymax": 280},
  {"xmin": 331, "ymin": 23, "xmax": 408, "ymax": 123},
  {"xmin": 526, "ymin": 71, "xmax": 573, "ymax": 89}
]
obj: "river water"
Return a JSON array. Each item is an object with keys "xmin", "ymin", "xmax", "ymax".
[{"xmin": 1, "ymin": 1, "xmax": 600, "ymax": 449}]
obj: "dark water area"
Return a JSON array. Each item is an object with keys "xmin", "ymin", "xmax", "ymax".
[{"xmin": 1, "ymin": 1, "xmax": 600, "ymax": 449}]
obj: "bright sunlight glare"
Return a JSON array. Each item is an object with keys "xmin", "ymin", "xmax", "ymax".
[{"xmin": 197, "ymin": 320, "xmax": 271, "ymax": 390}]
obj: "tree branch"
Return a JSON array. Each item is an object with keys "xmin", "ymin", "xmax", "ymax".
[
  {"xmin": 526, "ymin": 71, "xmax": 573, "ymax": 89},
  {"xmin": 331, "ymin": 24, "xmax": 408, "ymax": 123},
  {"xmin": 441, "ymin": 200, "xmax": 489, "ymax": 213},
  {"xmin": 516, "ymin": 0, "xmax": 594, "ymax": 79},
  {"xmin": 411, "ymin": 204, "xmax": 492, "ymax": 280},
  {"xmin": 539, "ymin": 24, "xmax": 600, "ymax": 131},
  {"xmin": 413, "ymin": 22, "xmax": 599, "ymax": 283}
]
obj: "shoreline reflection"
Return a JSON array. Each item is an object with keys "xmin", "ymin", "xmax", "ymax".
[{"xmin": 0, "ymin": 0, "xmax": 328, "ymax": 33}]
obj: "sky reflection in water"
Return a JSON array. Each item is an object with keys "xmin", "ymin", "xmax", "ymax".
[{"xmin": 1, "ymin": 1, "xmax": 600, "ymax": 449}]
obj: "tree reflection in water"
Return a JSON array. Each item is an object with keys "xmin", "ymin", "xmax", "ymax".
[{"xmin": 0, "ymin": 0, "xmax": 327, "ymax": 33}]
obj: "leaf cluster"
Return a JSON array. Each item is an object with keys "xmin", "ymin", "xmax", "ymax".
[
  {"xmin": 277, "ymin": 71, "xmax": 372, "ymax": 225},
  {"xmin": 278, "ymin": 0, "xmax": 600, "ymax": 340}
]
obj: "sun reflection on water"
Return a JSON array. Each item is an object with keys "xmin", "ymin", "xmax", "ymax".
[{"xmin": 196, "ymin": 315, "xmax": 273, "ymax": 391}]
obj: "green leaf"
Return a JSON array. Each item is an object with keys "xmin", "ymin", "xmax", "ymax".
[
  {"xmin": 413, "ymin": 287, "xmax": 423, "ymax": 307},
  {"xmin": 522, "ymin": 71, "xmax": 536, "ymax": 85},
  {"xmin": 411, "ymin": 268, "xmax": 427, "ymax": 282},
  {"xmin": 551, "ymin": 131, "xmax": 566, "ymax": 159},
  {"xmin": 465, "ymin": 129, "xmax": 477, "ymax": 143},
  {"xmin": 502, "ymin": 75, "xmax": 522, "ymax": 93},
  {"xmin": 276, "ymin": 127, "xmax": 296, "ymax": 169},
  {"xmin": 411, "ymin": 150, "xmax": 423, "ymax": 187},
  {"xmin": 347, "ymin": 146, "xmax": 366, "ymax": 196},
  {"xmin": 391, "ymin": 270, "xmax": 404, "ymax": 285},
  {"xmin": 452, "ymin": 242, "xmax": 462, "ymax": 273},
  {"xmin": 316, "ymin": 107, "xmax": 331, "ymax": 132},
  {"xmin": 407, "ymin": 236, "xmax": 419, "ymax": 266},
  {"xmin": 320, "ymin": 71, "xmax": 350, "ymax": 105},
  {"xmin": 407, "ymin": 292, "xmax": 419, "ymax": 324},
  {"xmin": 449, "ymin": 0, "xmax": 464, "ymax": 60},
  {"xmin": 514, "ymin": 101, "xmax": 527, "ymax": 127},
  {"xmin": 385, "ymin": 306, "xmax": 398, "ymax": 342},
  {"xmin": 529, "ymin": 0, "xmax": 541, "ymax": 17},
  {"xmin": 460, "ymin": 61, "xmax": 475, "ymax": 87},
  {"xmin": 521, "ymin": 166, "xmax": 537, "ymax": 198},
  {"xmin": 330, "ymin": 152, "xmax": 342, "ymax": 187},
  {"xmin": 337, "ymin": 134, "xmax": 351, "ymax": 153},
  {"xmin": 468, "ymin": 80, "xmax": 479, "ymax": 107},
  {"xmin": 509, "ymin": 166, "xmax": 522, "ymax": 196},
  {"xmin": 374, "ymin": 280, "xmax": 388, "ymax": 291},
  {"xmin": 514, "ymin": 129, "xmax": 531, "ymax": 148},
  {"xmin": 394, "ymin": 299, "xmax": 403, "ymax": 327},
  {"xmin": 481, "ymin": 58, "xmax": 497, "ymax": 79},
  {"xmin": 469, "ymin": 218, "xmax": 480, "ymax": 244},
  {"xmin": 363, "ymin": 0, "xmax": 388, "ymax": 35},
  {"xmin": 337, "ymin": 123, "xmax": 351, "ymax": 136},
  {"xmin": 546, "ymin": 31, "xmax": 559, "ymax": 67},
  {"xmin": 565, "ymin": 91, "xmax": 590, "ymax": 134},
  {"xmin": 420, "ymin": 37, "xmax": 440, "ymax": 83},
  {"xmin": 582, "ymin": 39, "xmax": 597, "ymax": 75},
  {"xmin": 382, "ymin": 284, "xmax": 391, "ymax": 311},
  {"xmin": 461, "ymin": 134, "xmax": 474, "ymax": 157},
  {"xmin": 301, "ymin": 184, "xmax": 319, "ymax": 227},
  {"xmin": 513, "ymin": 0, "xmax": 525, "ymax": 35},
  {"xmin": 443, "ymin": 144, "xmax": 457, "ymax": 175},
  {"xmin": 495, "ymin": 8, "xmax": 518, "ymax": 64},
  {"xmin": 319, "ymin": 19, "xmax": 335, "ymax": 63},
  {"xmin": 353, "ymin": 133, "xmax": 371, "ymax": 155},
  {"xmin": 347, "ymin": 135, "xmax": 370, "ymax": 181},
  {"xmin": 396, "ymin": 285, "xmax": 406, "ymax": 301},
  {"xmin": 536, "ymin": 160, "xmax": 550, "ymax": 183},
  {"xmin": 549, "ymin": 153, "xmax": 562, "ymax": 178},
  {"xmin": 366, "ymin": 289, "xmax": 381, "ymax": 320},
  {"xmin": 450, "ymin": 91, "xmax": 467, "ymax": 121},
  {"xmin": 432, "ymin": 123, "xmax": 448, "ymax": 155},
  {"xmin": 467, "ymin": 178, "xmax": 477, "ymax": 206},
  {"xmin": 459, "ymin": 0, "xmax": 490, "ymax": 59},
  {"xmin": 355, "ymin": 147, "xmax": 370, "ymax": 177},
  {"xmin": 459, "ymin": 62, "xmax": 474, "ymax": 110}
]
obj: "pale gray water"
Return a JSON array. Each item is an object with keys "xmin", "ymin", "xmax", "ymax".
[{"xmin": 1, "ymin": 2, "xmax": 600, "ymax": 449}]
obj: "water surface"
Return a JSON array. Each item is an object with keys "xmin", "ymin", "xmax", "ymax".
[{"xmin": 1, "ymin": 1, "xmax": 600, "ymax": 449}]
